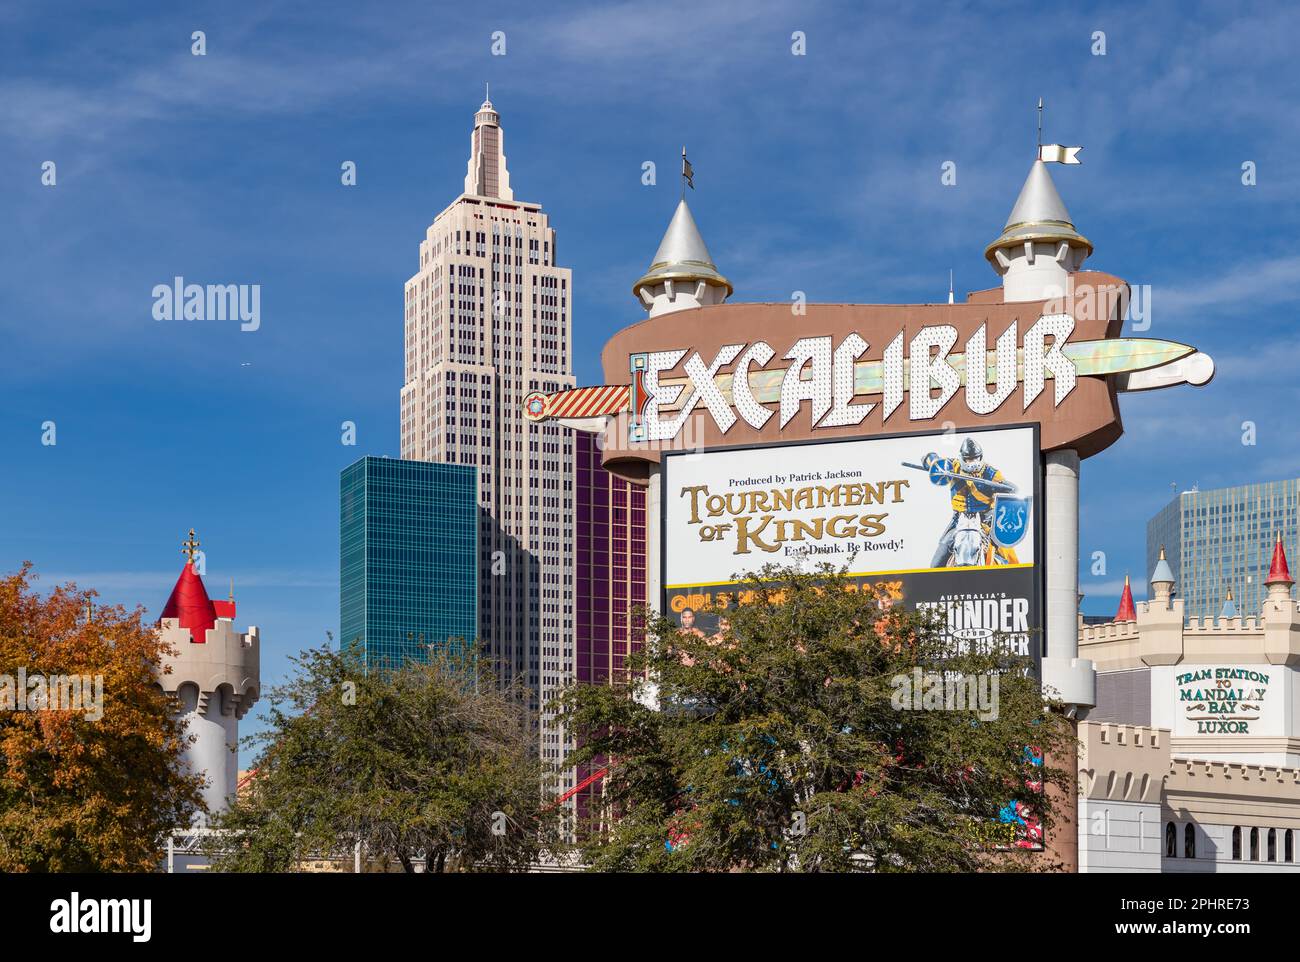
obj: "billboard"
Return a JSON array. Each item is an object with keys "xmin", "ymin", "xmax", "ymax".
[{"xmin": 661, "ymin": 424, "xmax": 1043, "ymax": 665}]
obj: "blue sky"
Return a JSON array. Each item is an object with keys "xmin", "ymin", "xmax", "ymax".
[{"xmin": 2, "ymin": 1, "xmax": 1297, "ymax": 735}]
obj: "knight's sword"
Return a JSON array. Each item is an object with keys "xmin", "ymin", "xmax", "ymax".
[{"xmin": 900, "ymin": 461, "xmax": 1017, "ymax": 494}]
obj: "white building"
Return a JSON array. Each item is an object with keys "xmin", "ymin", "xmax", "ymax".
[
  {"xmin": 1077, "ymin": 537, "xmax": 1300, "ymax": 872},
  {"xmin": 399, "ymin": 95, "xmax": 576, "ymax": 786}
]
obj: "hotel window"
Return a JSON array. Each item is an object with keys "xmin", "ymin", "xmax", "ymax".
[
  {"xmin": 1165, "ymin": 823, "xmax": 1176, "ymax": 858},
  {"xmin": 1286, "ymin": 830, "xmax": 1294, "ymax": 863},
  {"xmin": 1184, "ymin": 824, "xmax": 1196, "ymax": 859},
  {"xmin": 1250, "ymin": 827, "xmax": 1259, "ymax": 861},
  {"xmin": 1232, "ymin": 826, "xmax": 1242, "ymax": 860},
  {"xmin": 1268, "ymin": 828, "xmax": 1277, "ymax": 862}
]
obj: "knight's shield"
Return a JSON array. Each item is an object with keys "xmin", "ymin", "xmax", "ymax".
[{"xmin": 991, "ymin": 495, "xmax": 1032, "ymax": 548}]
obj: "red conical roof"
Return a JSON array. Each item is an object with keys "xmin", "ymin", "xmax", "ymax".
[
  {"xmin": 1265, "ymin": 532, "xmax": 1294, "ymax": 586},
  {"xmin": 161, "ymin": 562, "xmax": 216, "ymax": 643},
  {"xmin": 1115, "ymin": 574, "xmax": 1136, "ymax": 622}
]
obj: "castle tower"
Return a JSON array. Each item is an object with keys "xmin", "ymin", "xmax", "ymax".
[
  {"xmin": 989, "ymin": 147, "xmax": 1096, "ymax": 711},
  {"xmin": 633, "ymin": 197, "xmax": 732, "ymax": 318},
  {"xmin": 1137, "ymin": 545, "xmax": 1184, "ymax": 666},
  {"xmin": 1150, "ymin": 545, "xmax": 1176, "ymax": 603},
  {"xmin": 1262, "ymin": 531, "xmax": 1300, "ymax": 666},
  {"xmin": 156, "ymin": 530, "xmax": 260, "ymax": 820},
  {"xmin": 1264, "ymin": 530, "xmax": 1295, "ymax": 602},
  {"xmin": 984, "ymin": 159, "xmax": 1091, "ymax": 303}
]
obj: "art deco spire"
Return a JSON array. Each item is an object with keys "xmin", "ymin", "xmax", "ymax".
[{"xmin": 464, "ymin": 89, "xmax": 513, "ymax": 200}]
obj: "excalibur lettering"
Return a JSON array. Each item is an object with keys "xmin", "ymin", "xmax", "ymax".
[{"xmin": 640, "ymin": 315, "xmax": 1077, "ymax": 441}]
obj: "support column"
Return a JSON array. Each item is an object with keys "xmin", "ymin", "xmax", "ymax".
[
  {"xmin": 1040, "ymin": 449, "xmax": 1095, "ymax": 710},
  {"xmin": 637, "ymin": 464, "xmax": 663, "ymax": 709},
  {"xmin": 646, "ymin": 464, "xmax": 662, "ymax": 620}
]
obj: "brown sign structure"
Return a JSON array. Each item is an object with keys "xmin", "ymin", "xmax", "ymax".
[{"xmin": 594, "ymin": 273, "xmax": 1139, "ymax": 484}]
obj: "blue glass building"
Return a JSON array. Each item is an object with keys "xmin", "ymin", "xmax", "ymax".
[
  {"xmin": 1147, "ymin": 479, "xmax": 1300, "ymax": 621},
  {"xmin": 341, "ymin": 457, "xmax": 478, "ymax": 669}
]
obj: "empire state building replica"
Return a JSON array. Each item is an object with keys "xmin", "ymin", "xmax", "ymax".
[{"xmin": 399, "ymin": 93, "xmax": 576, "ymax": 786}]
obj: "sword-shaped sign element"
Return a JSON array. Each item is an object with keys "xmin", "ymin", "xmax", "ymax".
[{"xmin": 522, "ymin": 336, "xmax": 1200, "ymax": 424}]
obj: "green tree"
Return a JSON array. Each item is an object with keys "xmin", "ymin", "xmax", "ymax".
[
  {"xmin": 556, "ymin": 563, "xmax": 1074, "ymax": 872},
  {"xmin": 211, "ymin": 643, "xmax": 563, "ymax": 872},
  {"xmin": 0, "ymin": 564, "xmax": 204, "ymax": 871}
]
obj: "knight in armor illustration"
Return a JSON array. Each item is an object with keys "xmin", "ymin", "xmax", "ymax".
[{"xmin": 905, "ymin": 437, "xmax": 1024, "ymax": 568}]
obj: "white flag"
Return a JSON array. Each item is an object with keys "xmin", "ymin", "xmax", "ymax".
[{"xmin": 1039, "ymin": 144, "xmax": 1082, "ymax": 164}]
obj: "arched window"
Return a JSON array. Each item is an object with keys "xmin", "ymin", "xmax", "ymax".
[
  {"xmin": 1250, "ymin": 827, "xmax": 1260, "ymax": 861},
  {"xmin": 1232, "ymin": 826, "xmax": 1242, "ymax": 860},
  {"xmin": 1184, "ymin": 823, "xmax": 1196, "ymax": 859},
  {"xmin": 1165, "ymin": 822, "xmax": 1177, "ymax": 858},
  {"xmin": 1268, "ymin": 828, "xmax": 1277, "ymax": 862},
  {"xmin": 1286, "ymin": 830, "xmax": 1294, "ymax": 863}
]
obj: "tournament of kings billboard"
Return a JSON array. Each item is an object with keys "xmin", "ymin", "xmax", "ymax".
[{"xmin": 660, "ymin": 425, "xmax": 1043, "ymax": 667}]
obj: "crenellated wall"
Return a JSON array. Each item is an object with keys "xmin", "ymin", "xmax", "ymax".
[
  {"xmin": 158, "ymin": 615, "xmax": 261, "ymax": 819},
  {"xmin": 1076, "ymin": 722, "xmax": 1167, "ymax": 872}
]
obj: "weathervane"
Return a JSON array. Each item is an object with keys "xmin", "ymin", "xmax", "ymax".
[{"xmin": 182, "ymin": 528, "xmax": 201, "ymax": 565}]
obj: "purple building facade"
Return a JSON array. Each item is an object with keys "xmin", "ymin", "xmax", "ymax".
[{"xmin": 573, "ymin": 430, "xmax": 647, "ymax": 828}]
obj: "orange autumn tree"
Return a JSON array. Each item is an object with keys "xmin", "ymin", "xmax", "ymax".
[{"xmin": 0, "ymin": 563, "xmax": 204, "ymax": 871}]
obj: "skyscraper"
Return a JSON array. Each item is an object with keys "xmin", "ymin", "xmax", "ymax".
[
  {"xmin": 1147, "ymin": 479, "xmax": 1300, "ymax": 621},
  {"xmin": 399, "ymin": 96, "xmax": 575, "ymax": 781},
  {"xmin": 340, "ymin": 456, "xmax": 478, "ymax": 668}
]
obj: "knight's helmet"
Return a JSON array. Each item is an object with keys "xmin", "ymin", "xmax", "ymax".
[{"xmin": 959, "ymin": 437, "xmax": 983, "ymax": 472}]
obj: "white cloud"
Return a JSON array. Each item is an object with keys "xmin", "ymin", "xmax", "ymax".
[{"xmin": 1156, "ymin": 255, "xmax": 1300, "ymax": 315}]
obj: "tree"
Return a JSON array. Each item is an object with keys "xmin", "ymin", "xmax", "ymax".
[
  {"xmin": 211, "ymin": 643, "xmax": 563, "ymax": 872},
  {"xmin": 555, "ymin": 563, "xmax": 1074, "ymax": 872},
  {"xmin": 0, "ymin": 564, "xmax": 204, "ymax": 871}
]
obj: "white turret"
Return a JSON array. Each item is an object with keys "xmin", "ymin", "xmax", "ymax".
[
  {"xmin": 156, "ymin": 530, "xmax": 260, "ymax": 821},
  {"xmin": 985, "ymin": 160, "xmax": 1092, "ymax": 303},
  {"xmin": 633, "ymin": 197, "xmax": 732, "ymax": 318}
]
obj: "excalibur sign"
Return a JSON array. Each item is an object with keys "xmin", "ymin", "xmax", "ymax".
[
  {"xmin": 522, "ymin": 124, "xmax": 1219, "ymax": 745},
  {"xmin": 522, "ymin": 317, "xmax": 1208, "ymax": 442}
]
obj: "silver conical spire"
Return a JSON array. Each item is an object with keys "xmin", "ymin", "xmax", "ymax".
[
  {"xmin": 632, "ymin": 198, "xmax": 732, "ymax": 299},
  {"xmin": 984, "ymin": 160, "xmax": 1091, "ymax": 264}
]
